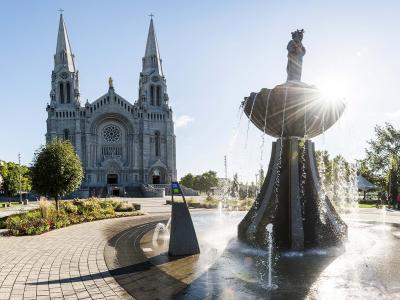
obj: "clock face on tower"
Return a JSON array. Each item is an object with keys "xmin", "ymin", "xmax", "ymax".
[{"xmin": 60, "ymin": 72, "xmax": 69, "ymax": 79}]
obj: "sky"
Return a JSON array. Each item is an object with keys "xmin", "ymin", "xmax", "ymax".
[{"xmin": 1, "ymin": 0, "xmax": 400, "ymax": 183}]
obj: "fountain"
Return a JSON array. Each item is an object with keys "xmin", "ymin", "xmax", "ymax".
[
  {"xmin": 107, "ymin": 29, "xmax": 400, "ymax": 299},
  {"xmin": 238, "ymin": 29, "xmax": 348, "ymax": 251}
]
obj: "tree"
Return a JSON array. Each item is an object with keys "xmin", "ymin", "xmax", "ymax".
[
  {"xmin": 179, "ymin": 171, "xmax": 218, "ymax": 195},
  {"xmin": 387, "ymin": 156, "xmax": 399, "ymax": 201},
  {"xmin": 361, "ymin": 122, "xmax": 400, "ymax": 189},
  {"xmin": 200, "ymin": 171, "xmax": 219, "ymax": 195},
  {"xmin": 230, "ymin": 173, "xmax": 239, "ymax": 198},
  {"xmin": 180, "ymin": 173, "xmax": 195, "ymax": 188},
  {"xmin": 31, "ymin": 139, "xmax": 84, "ymax": 211},
  {"xmin": 0, "ymin": 161, "xmax": 31, "ymax": 196}
]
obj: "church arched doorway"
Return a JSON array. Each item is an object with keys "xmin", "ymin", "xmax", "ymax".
[
  {"xmin": 152, "ymin": 175, "xmax": 161, "ymax": 184},
  {"xmin": 152, "ymin": 169, "xmax": 161, "ymax": 184},
  {"xmin": 107, "ymin": 174, "xmax": 118, "ymax": 185}
]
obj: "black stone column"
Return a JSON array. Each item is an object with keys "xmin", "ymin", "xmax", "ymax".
[{"xmin": 238, "ymin": 138, "xmax": 347, "ymax": 250}]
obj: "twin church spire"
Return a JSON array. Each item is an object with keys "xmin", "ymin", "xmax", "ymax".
[
  {"xmin": 143, "ymin": 18, "xmax": 163, "ymax": 76},
  {"xmin": 51, "ymin": 13, "xmax": 166, "ymax": 107},
  {"xmin": 54, "ymin": 13, "xmax": 75, "ymax": 73}
]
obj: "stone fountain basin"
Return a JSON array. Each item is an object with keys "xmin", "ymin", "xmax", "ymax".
[{"xmin": 242, "ymin": 81, "xmax": 346, "ymax": 138}]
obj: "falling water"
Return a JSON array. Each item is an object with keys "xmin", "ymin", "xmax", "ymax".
[
  {"xmin": 245, "ymin": 93, "xmax": 259, "ymax": 148},
  {"xmin": 218, "ymin": 201, "xmax": 223, "ymax": 217},
  {"xmin": 272, "ymin": 86, "xmax": 289, "ymax": 213},
  {"xmin": 266, "ymin": 223, "xmax": 274, "ymax": 288},
  {"xmin": 224, "ymin": 101, "xmax": 250, "ymax": 202},
  {"xmin": 259, "ymin": 90, "xmax": 272, "ymax": 163},
  {"xmin": 300, "ymin": 89, "xmax": 308, "ymax": 219},
  {"xmin": 152, "ymin": 217, "xmax": 171, "ymax": 245}
]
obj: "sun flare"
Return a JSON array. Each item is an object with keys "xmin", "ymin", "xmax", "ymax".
[{"xmin": 317, "ymin": 75, "xmax": 349, "ymax": 105}]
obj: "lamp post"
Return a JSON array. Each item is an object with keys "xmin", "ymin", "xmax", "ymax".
[{"xmin": 18, "ymin": 153, "xmax": 22, "ymax": 204}]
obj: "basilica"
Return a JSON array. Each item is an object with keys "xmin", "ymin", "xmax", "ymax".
[{"xmin": 46, "ymin": 14, "xmax": 177, "ymax": 196}]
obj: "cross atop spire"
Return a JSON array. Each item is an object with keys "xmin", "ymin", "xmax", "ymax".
[
  {"xmin": 58, "ymin": 8, "xmax": 64, "ymax": 14},
  {"xmin": 149, "ymin": 13, "xmax": 154, "ymax": 19}
]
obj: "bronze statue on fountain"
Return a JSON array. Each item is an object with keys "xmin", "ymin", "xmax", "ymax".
[{"xmin": 238, "ymin": 30, "xmax": 347, "ymax": 251}]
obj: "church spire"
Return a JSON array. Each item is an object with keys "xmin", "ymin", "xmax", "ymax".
[
  {"xmin": 142, "ymin": 17, "xmax": 163, "ymax": 76},
  {"xmin": 54, "ymin": 13, "xmax": 75, "ymax": 72},
  {"xmin": 50, "ymin": 12, "xmax": 80, "ymax": 106}
]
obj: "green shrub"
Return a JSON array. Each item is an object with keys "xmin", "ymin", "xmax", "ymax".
[
  {"xmin": 0, "ymin": 218, "xmax": 6, "ymax": 229},
  {"xmin": 204, "ymin": 196, "xmax": 219, "ymax": 208},
  {"xmin": 99, "ymin": 200, "xmax": 116, "ymax": 210},
  {"xmin": 5, "ymin": 215, "xmax": 22, "ymax": 235},
  {"xmin": 39, "ymin": 198, "xmax": 52, "ymax": 218},
  {"xmin": 3, "ymin": 197, "xmax": 129, "ymax": 236},
  {"xmin": 6, "ymin": 210, "xmax": 50, "ymax": 236},
  {"xmin": 115, "ymin": 202, "xmax": 134, "ymax": 212},
  {"xmin": 47, "ymin": 209, "xmax": 70, "ymax": 229},
  {"xmin": 61, "ymin": 201, "xmax": 78, "ymax": 214},
  {"xmin": 78, "ymin": 198, "xmax": 115, "ymax": 221}
]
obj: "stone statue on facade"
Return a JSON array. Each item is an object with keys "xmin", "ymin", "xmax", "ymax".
[
  {"xmin": 109, "ymin": 76, "xmax": 114, "ymax": 89},
  {"xmin": 286, "ymin": 29, "xmax": 306, "ymax": 81}
]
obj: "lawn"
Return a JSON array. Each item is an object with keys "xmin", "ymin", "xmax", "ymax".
[
  {"xmin": 358, "ymin": 203, "xmax": 378, "ymax": 208},
  {"xmin": 0, "ymin": 202, "xmax": 22, "ymax": 212}
]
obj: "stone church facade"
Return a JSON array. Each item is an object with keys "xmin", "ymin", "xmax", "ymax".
[{"xmin": 45, "ymin": 14, "xmax": 177, "ymax": 196}]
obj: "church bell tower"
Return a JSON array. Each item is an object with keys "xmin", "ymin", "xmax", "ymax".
[
  {"xmin": 50, "ymin": 13, "xmax": 80, "ymax": 107},
  {"xmin": 138, "ymin": 17, "xmax": 169, "ymax": 108}
]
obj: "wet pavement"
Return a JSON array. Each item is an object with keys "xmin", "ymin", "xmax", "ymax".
[{"xmin": 105, "ymin": 209, "xmax": 400, "ymax": 299}]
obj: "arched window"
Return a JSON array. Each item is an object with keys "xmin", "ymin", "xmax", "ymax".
[
  {"xmin": 156, "ymin": 86, "xmax": 161, "ymax": 106},
  {"xmin": 150, "ymin": 85, "xmax": 155, "ymax": 105},
  {"xmin": 155, "ymin": 131, "xmax": 161, "ymax": 157},
  {"xmin": 59, "ymin": 83, "xmax": 64, "ymax": 103},
  {"xmin": 63, "ymin": 129, "xmax": 69, "ymax": 140},
  {"xmin": 66, "ymin": 82, "xmax": 71, "ymax": 103}
]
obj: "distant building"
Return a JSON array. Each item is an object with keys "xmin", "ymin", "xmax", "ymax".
[{"xmin": 45, "ymin": 14, "xmax": 177, "ymax": 196}]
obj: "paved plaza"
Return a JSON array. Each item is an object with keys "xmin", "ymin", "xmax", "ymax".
[
  {"xmin": 0, "ymin": 205, "xmax": 399, "ymax": 299},
  {"xmin": 0, "ymin": 214, "xmax": 166, "ymax": 300}
]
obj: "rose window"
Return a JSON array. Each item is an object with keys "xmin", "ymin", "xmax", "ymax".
[{"xmin": 103, "ymin": 125, "xmax": 121, "ymax": 143}]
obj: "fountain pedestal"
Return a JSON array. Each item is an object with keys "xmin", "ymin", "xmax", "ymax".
[{"xmin": 238, "ymin": 138, "xmax": 347, "ymax": 250}]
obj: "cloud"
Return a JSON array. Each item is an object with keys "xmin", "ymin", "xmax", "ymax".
[{"xmin": 174, "ymin": 115, "xmax": 194, "ymax": 129}]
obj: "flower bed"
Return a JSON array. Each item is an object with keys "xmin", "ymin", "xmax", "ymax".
[{"xmin": 0, "ymin": 198, "xmax": 144, "ymax": 236}]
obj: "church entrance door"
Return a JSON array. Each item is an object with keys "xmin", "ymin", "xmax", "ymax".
[
  {"xmin": 107, "ymin": 174, "xmax": 118, "ymax": 185},
  {"xmin": 152, "ymin": 175, "xmax": 161, "ymax": 184},
  {"xmin": 112, "ymin": 189, "xmax": 120, "ymax": 196}
]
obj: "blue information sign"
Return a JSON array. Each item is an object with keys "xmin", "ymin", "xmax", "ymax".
[{"xmin": 171, "ymin": 181, "xmax": 182, "ymax": 195}]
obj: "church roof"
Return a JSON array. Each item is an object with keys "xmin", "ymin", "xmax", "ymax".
[
  {"xmin": 55, "ymin": 14, "xmax": 75, "ymax": 72},
  {"xmin": 143, "ymin": 18, "xmax": 163, "ymax": 76}
]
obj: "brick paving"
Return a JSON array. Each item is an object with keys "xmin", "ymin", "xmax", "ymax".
[{"xmin": 0, "ymin": 214, "xmax": 166, "ymax": 300}]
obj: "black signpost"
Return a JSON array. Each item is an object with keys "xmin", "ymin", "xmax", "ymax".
[{"xmin": 168, "ymin": 181, "xmax": 200, "ymax": 256}]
